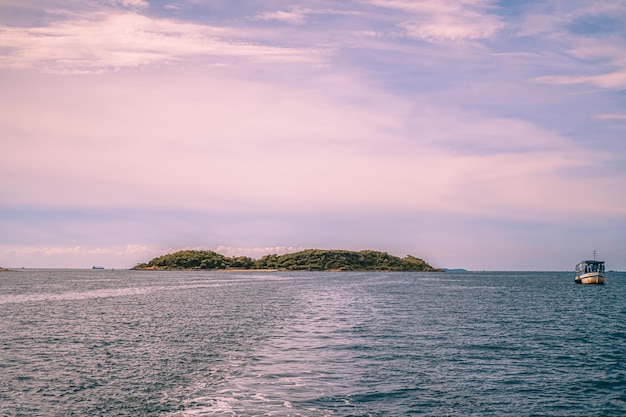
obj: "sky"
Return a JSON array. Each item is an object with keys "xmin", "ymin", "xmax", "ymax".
[{"xmin": 1, "ymin": 0, "xmax": 625, "ymax": 270}]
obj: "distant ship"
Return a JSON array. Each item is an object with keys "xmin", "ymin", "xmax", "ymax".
[
  {"xmin": 575, "ymin": 251, "xmax": 605, "ymax": 285},
  {"xmin": 92, "ymin": 266, "xmax": 105, "ymax": 270}
]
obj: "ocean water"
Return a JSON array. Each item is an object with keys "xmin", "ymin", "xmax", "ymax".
[{"xmin": 1, "ymin": 270, "xmax": 625, "ymax": 416}]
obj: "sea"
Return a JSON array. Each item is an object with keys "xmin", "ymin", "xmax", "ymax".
[{"xmin": 1, "ymin": 269, "xmax": 625, "ymax": 416}]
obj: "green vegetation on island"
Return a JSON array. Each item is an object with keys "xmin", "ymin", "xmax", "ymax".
[{"xmin": 132, "ymin": 249, "xmax": 439, "ymax": 272}]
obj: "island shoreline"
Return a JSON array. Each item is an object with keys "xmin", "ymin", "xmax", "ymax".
[{"xmin": 132, "ymin": 249, "xmax": 441, "ymax": 272}]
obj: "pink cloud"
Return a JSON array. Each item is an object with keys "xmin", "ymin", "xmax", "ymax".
[
  {"xmin": 532, "ymin": 72, "xmax": 626, "ymax": 90},
  {"xmin": 0, "ymin": 12, "xmax": 325, "ymax": 73},
  {"xmin": 367, "ymin": 0, "xmax": 503, "ymax": 42},
  {"xmin": 2, "ymin": 65, "xmax": 622, "ymax": 223}
]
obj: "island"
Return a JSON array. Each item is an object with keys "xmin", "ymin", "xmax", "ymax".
[{"xmin": 132, "ymin": 249, "xmax": 440, "ymax": 272}]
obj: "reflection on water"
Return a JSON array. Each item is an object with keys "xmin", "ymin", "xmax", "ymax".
[{"xmin": 1, "ymin": 270, "xmax": 625, "ymax": 416}]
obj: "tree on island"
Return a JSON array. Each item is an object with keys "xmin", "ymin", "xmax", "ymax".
[{"xmin": 133, "ymin": 249, "xmax": 439, "ymax": 271}]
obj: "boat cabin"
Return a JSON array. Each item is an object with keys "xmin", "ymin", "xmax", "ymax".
[{"xmin": 575, "ymin": 260, "xmax": 605, "ymax": 274}]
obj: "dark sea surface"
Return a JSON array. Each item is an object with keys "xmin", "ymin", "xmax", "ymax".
[{"xmin": 1, "ymin": 269, "xmax": 625, "ymax": 416}]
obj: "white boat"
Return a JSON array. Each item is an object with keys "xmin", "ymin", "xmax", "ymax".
[{"xmin": 575, "ymin": 252, "xmax": 605, "ymax": 284}]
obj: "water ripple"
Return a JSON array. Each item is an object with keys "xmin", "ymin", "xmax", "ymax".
[{"xmin": 1, "ymin": 270, "xmax": 625, "ymax": 416}]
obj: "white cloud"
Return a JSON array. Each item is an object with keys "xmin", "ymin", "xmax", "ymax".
[
  {"xmin": 254, "ymin": 9, "xmax": 309, "ymax": 25},
  {"xmin": 532, "ymin": 71, "xmax": 626, "ymax": 90},
  {"xmin": 367, "ymin": 0, "xmax": 503, "ymax": 42},
  {"xmin": 0, "ymin": 12, "xmax": 325, "ymax": 73},
  {"xmin": 103, "ymin": 0, "xmax": 149, "ymax": 9},
  {"xmin": 516, "ymin": 3, "xmax": 626, "ymax": 91},
  {"xmin": 567, "ymin": 42, "xmax": 626, "ymax": 69},
  {"xmin": 253, "ymin": 7, "xmax": 360, "ymax": 25},
  {"xmin": 536, "ymin": 36, "xmax": 626, "ymax": 90},
  {"xmin": 515, "ymin": 0, "xmax": 626, "ymax": 37},
  {"xmin": 399, "ymin": 19, "xmax": 498, "ymax": 42}
]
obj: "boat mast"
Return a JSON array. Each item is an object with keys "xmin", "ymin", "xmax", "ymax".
[{"xmin": 592, "ymin": 250, "xmax": 597, "ymax": 261}]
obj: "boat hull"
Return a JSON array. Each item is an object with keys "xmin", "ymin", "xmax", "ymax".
[{"xmin": 574, "ymin": 272, "xmax": 605, "ymax": 285}]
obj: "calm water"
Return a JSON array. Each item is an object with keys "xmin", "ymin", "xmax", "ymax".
[{"xmin": 1, "ymin": 270, "xmax": 625, "ymax": 416}]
